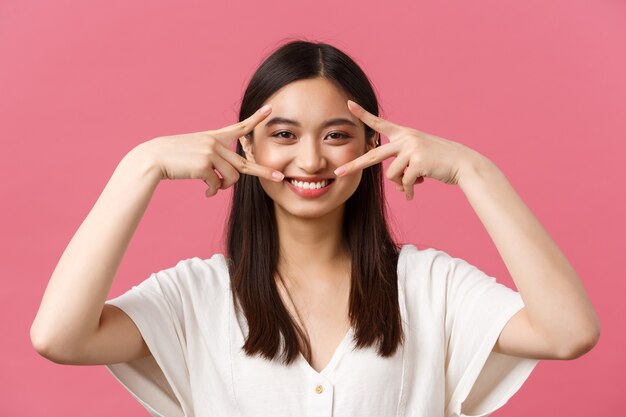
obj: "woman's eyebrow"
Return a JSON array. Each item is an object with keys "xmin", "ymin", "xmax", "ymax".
[{"xmin": 263, "ymin": 117, "xmax": 357, "ymax": 129}]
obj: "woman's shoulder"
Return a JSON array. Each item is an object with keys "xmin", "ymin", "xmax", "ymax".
[
  {"xmin": 398, "ymin": 242, "xmax": 454, "ymax": 264},
  {"xmin": 398, "ymin": 243, "xmax": 506, "ymax": 298},
  {"xmin": 156, "ymin": 252, "xmax": 231, "ymax": 294},
  {"xmin": 398, "ymin": 242, "xmax": 466, "ymax": 288}
]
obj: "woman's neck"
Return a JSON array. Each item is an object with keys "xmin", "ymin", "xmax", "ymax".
[{"xmin": 274, "ymin": 204, "xmax": 351, "ymax": 289}]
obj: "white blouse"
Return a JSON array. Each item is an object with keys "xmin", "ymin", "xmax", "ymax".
[{"xmin": 104, "ymin": 244, "xmax": 539, "ymax": 417}]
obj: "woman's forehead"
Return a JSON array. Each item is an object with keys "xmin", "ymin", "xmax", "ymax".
[
  {"xmin": 256, "ymin": 78, "xmax": 364, "ymax": 130},
  {"xmin": 265, "ymin": 78, "xmax": 349, "ymax": 107}
]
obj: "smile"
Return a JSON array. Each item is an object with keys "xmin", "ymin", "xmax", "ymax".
[
  {"xmin": 285, "ymin": 178, "xmax": 335, "ymax": 198},
  {"xmin": 288, "ymin": 178, "xmax": 332, "ymax": 189}
]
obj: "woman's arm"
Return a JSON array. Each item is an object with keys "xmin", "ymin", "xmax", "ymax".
[
  {"xmin": 30, "ymin": 144, "xmax": 161, "ymax": 360},
  {"xmin": 335, "ymin": 99, "xmax": 600, "ymax": 360},
  {"xmin": 31, "ymin": 107, "xmax": 281, "ymax": 364},
  {"xmin": 458, "ymin": 155, "xmax": 600, "ymax": 359},
  {"xmin": 335, "ymin": 100, "xmax": 600, "ymax": 359}
]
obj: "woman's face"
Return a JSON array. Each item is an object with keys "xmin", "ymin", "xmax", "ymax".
[{"xmin": 239, "ymin": 77, "xmax": 377, "ymax": 220}]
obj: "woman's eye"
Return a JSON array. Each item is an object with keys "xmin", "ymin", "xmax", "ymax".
[
  {"xmin": 328, "ymin": 132, "xmax": 351, "ymax": 140},
  {"xmin": 272, "ymin": 131, "xmax": 295, "ymax": 139}
]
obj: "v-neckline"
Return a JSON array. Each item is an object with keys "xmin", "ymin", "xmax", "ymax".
[{"xmin": 297, "ymin": 325, "xmax": 354, "ymax": 377}]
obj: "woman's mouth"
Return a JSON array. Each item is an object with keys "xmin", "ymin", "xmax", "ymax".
[{"xmin": 285, "ymin": 178, "xmax": 335, "ymax": 198}]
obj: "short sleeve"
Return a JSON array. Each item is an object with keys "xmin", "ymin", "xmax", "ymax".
[
  {"xmin": 437, "ymin": 250, "xmax": 540, "ymax": 417},
  {"xmin": 104, "ymin": 260, "xmax": 194, "ymax": 417}
]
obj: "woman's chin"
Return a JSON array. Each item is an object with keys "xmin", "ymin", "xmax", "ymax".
[{"xmin": 274, "ymin": 202, "xmax": 344, "ymax": 221}]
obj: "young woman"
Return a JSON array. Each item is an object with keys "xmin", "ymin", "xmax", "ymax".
[{"xmin": 31, "ymin": 40, "xmax": 600, "ymax": 417}]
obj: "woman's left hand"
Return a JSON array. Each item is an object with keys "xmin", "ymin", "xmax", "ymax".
[{"xmin": 335, "ymin": 100, "xmax": 486, "ymax": 200}]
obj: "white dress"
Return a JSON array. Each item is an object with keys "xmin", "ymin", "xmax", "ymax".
[{"xmin": 104, "ymin": 244, "xmax": 539, "ymax": 417}]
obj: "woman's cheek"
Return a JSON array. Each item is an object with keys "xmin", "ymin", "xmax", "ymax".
[
  {"xmin": 254, "ymin": 145, "xmax": 287, "ymax": 169},
  {"xmin": 336, "ymin": 143, "xmax": 365, "ymax": 165},
  {"xmin": 329, "ymin": 147, "xmax": 362, "ymax": 185}
]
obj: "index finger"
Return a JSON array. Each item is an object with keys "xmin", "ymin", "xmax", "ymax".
[
  {"xmin": 333, "ymin": 141, "xmax": 398, "ymax": 177},
  {"xmin": 215, "ymin": 144, "xmax": 285, "ymax": 182},
  {"xmin": 211, "ymin": 104, "xmax": 273, "ymax": 146},
  {"xmin": 346, "ymin": 100, "xmax": 401, "ymax": 139}
]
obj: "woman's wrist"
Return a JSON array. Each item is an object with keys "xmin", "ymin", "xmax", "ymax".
[
  {"xmin": 457, "ymin": 152, "xmax": 499, "ymax": 190},
  {"xmin": 119, "ymin": 141, "xmax": 164, "ymax": 183}
]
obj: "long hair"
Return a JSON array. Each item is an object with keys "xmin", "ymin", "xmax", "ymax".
[{"xmin": 225, "ymin": 39, "xmax": 403, "ymax": 366}]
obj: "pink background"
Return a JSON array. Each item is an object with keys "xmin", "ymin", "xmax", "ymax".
[{"xmin": 2, "ymin": 0, "xmax": 624, "ymax": 415}]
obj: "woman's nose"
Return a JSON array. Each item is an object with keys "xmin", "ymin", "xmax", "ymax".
[{"xmin": 295, "ymin": 139, "xmax": 327, "ymax": 172}]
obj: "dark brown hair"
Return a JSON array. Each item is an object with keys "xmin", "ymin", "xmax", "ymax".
[{"xmin": 225, "ymin": 38, "xmax": 403, "ymax": 366}]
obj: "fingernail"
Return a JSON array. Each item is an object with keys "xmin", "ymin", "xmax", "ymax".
[
  {"xmin": 272, "ymin": 171, "xmax": 284, "ymax": 181},
  {"xmin": 334, "ymin": 167, "xmax": 346, "ymax": 176},
  {"xmin": 260, "ymin": 104, "xmax": 271, "ymax": 114},
  {"xmin": 347, "ymin": 100, "xmax": 359, "ymax": 109}
]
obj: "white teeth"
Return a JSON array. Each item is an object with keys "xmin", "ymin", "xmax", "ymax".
[{"xmin": 289, "ymin": 179, "xmax": 330, "ymax": 189}]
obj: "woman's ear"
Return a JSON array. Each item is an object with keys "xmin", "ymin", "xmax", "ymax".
[
  {"xmin": 238, "ymin": 134, "xmax": 257, "ymax": 163},
  {"xmin": 365, "ymin": 133, "xmax": 379, "ymax": 152}
]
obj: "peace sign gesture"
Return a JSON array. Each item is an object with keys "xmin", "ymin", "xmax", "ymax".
[
  {"xmin": 334, "ymin": 100, "xmax": 484, "ymax": 200},
  {"xmin": 142, "ymin": 104, "xmax": 284, "ymax": 197}
]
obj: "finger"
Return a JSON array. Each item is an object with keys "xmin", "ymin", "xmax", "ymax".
[
  {"xmin": 407, "ymin": 184, "xmax": 415, "ymax": 201},
  {"xmin": 334, "ymin": 141, "xmax": 399, "ymax": 177},
  {"xmin": 215, "ymin": 143, "xmax": 285, "ymax": 182},
  {"xmin": 346, "ymin": 100, "xmax": 401, "ymax": 139},
  {"xmin": 402, "ymin": 175, "xmax": 414, "ymax": 201},
  {"xmin": 209, "ymin": 155, "xmax": 241, "ymax": 189},
  {"xmin": 384, "ymin": 154, "xmax": 410, "ymax": 187},
  {"xmin": 402, "ymin": 168, "xmax": 423, "ymax": 200},
  {"xmin": 203, "ymin": 170, "xmax": 222, "ymax": 197},
  {"xmin": 210, "ymin": 104, "xmax": 273, "ymax": 147}
]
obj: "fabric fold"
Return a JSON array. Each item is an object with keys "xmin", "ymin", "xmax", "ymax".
[{"xmin": 435, "ymin": 248, "xmax": 540, "ymax": 417}]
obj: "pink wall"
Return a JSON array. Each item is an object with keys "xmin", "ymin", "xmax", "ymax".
[{"xmin": 2, "ymin": 0, "xmax": 623, "ymax": 415}]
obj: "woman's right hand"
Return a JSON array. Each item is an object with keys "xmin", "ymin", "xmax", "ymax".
[{"xmin": 141, "ymin": 104, "xmax": 283, "ymax": 197}]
